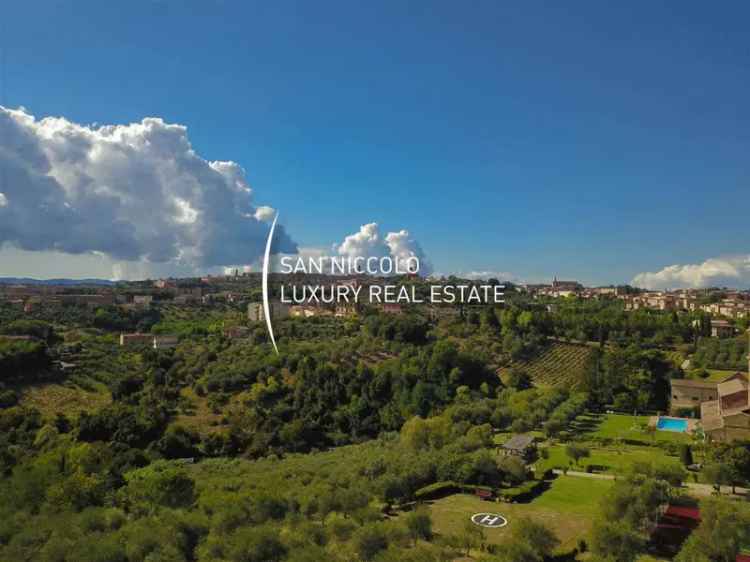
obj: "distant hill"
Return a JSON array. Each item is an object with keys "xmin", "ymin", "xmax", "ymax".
[{"xmin": 0, "ymin": 277, "xmax": 115, "ymax": 286}]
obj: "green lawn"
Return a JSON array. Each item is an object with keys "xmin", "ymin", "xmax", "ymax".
[
  {"xmin": 579, "ymin": 413, "xmax": 692, "ymax": 444},
  {"xmin": 535, "ymin": 444, "xmax": 679, "ymax": 476},
  {"xmin": 703, "ymin": 369, "xmax": 748, "ymax": 382},
  {"xmin": 423, "ymin": 476, "xmax": 613, "ymax": 553},
  {"xmin": 531, "ymin": 474, "xmax": 614, "ymax": 517}
]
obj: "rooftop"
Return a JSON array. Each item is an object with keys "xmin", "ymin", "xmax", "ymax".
[
  {"xmin": 700, "ymin": 400, "xmax": 723, "ymax": 432},
  {"xmin": 670, "ymin": 378, "xmax": 717, "ymax": 389},
  {"xmin": 718, "ymin": 378, "xmax": 747, "ymax": 397},
  {"xmin": 502, "ymin": 434, "xmax": 535, "ymax": 451}
]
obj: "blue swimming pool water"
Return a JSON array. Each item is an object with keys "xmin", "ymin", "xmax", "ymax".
[{"xmin": 657, "ymin": 417, "xmax": 688, "ymax": 432}]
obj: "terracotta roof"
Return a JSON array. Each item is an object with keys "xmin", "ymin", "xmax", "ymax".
[
  {"xmin": 720, "ymin": 372, "xmax": 749, "ymax": 384},
  {"xmin": 665, "ymin": 505, "xmax": 700, "ymax": 521},
  {"xmin": 670, "ymin": 378, "xmax": 717, "ymax": 389},
  {"xmin": 701, "ymin": 400, "xmax": 723, "ymax": 432},
  {"xmin": 718, "ymin": 379, "xmax": 747, "ymax": 397}
]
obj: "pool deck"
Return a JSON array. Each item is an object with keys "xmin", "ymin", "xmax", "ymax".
[{"xmin": 649, "ymin": 415, "xmax": 699, "ymax": 434}]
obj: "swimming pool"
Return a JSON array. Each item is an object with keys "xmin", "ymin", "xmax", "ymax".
[{"xmin": 656, "ymin": 417, "xmax": 689, "ymax": 433}]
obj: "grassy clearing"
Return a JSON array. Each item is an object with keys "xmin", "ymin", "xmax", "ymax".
[
  {"xmin": 702, "ymin": 368, "xmax": 748, "ymax": 382},
  {"xmin": 17, "ymin": 381, "xmax": 110, "ymax": 418},
  {"xmin": 531, "ymin": 474, "xmax": 613, "ymax": 517},
  {"xmin": 579, "ymin": 413, "xmax": 692, "ymax": 444},
  {"xmin": 424, "ymin": 476, "xmax": 613, "ymax": 553},
  {"xmin": 499, "ymin": 342, "xmax": 594, "ymax": 389},
  {"xmin": 173, "ymin": 387, "xmax": 234, "ymax": 436},
  {"xmin": 535, "ymin": 444, "xmax": 678, "ymax": 475}
]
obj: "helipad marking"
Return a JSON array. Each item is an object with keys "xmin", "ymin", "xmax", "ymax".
[{"xmin": 471, "ymin": 513, "xmax": 508, "ymax": 528}]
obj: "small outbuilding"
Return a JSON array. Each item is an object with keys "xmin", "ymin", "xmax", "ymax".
[
  {"xmin": 474, "ymin": 488, "xmax": 494, "ymax": 501},
  {"xmin": 500, "ymin": 434, "xmax": 536, "ymax": 460}
]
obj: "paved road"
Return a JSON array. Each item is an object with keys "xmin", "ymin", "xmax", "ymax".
[{"xmin": 551, "ymin": 469, "xmax": 749, "ymax": 498}]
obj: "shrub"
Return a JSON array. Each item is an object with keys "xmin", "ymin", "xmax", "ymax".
[
  {"xmin": 498, "ymin": 480, "xmax": 545, "ymax": 502},
  {"xmin": 227, "ymin": 527, "xmax": 287, "ymax": 562},
  {"xmin": 405, "ymin": 509, "xmax": 433, "ymax": 544},
  {"xmin": 124, "ymin": 461, "xmax": 195, "ymax": 512},
  {"xmin": 414, "ymin": 481, "xmax": 459, "ymax": 501},
  {"xmin": 0, "ymin": 390, "xmax": 18, "ymax": 408},
  {"xmin": 354, "ymin": 524, "xmax": 389, "ymax": 561}
]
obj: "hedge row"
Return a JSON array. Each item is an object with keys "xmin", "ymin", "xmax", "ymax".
[
  {"xmin": 497, "ymin": 479, "xmax": 545, "ymax": 502},
  {"xmin": 414, "ymin": 481, "xmax": 495, "ymax": 501},
  {"xmin": 413, "ymin": 480, "xmax": 543, "ymax": 503}
]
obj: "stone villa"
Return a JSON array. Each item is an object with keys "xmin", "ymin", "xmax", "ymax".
[
  {"xmin": 669, "ymin": 330, "xmax": 750, "ymax": 442},
  {"xmin": 670, "ymin": 372, "xmax": 750, "ymax": 442},
  {"xmin": 700, "ymin": 372, "xmax": 750, "ymax": 442}
]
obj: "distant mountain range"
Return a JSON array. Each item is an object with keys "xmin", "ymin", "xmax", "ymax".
[{"xmin": 0, "ymin": 277, "xmax": 115, "ymax": 286}]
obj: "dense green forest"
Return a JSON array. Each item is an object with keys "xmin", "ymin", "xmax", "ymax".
[{"xmin": 0, "ymin": 293, "xmax": 748, "ymax": 561}]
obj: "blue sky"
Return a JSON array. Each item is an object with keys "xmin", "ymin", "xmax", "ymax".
[{"xmin": 1, "ymin": 1, "xmax": 749, "ymax": 286}]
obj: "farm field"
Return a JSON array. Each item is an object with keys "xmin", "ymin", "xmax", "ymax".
[
  {"xmin": 424, "ymin": 476, "xmax": 613, "ymax": 553},
  {"xmin": 500, "ymin": 342, "xmax": 594, "ymax": 388}
]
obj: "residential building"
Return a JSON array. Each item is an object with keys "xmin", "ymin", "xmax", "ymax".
[
  {"xmin": 133, "ymin": 295, "xmax": 153, "ymax": 307},
  {"xmin": 701, "ymin": 372, "xmax": 750, "ymax": 442},
  {"xmin": 119, "ymin": 333, "xmax": 154, "ymax": 347},
  {"xmin": 119, "ymin": 333, "xmax": 179, "ymax": 349},
  {"xmin": 173, "ymin": 294, "xmax": 199, "ymax": 305},
  {"xmin": 500, "ymin": 434, "xmax": 536, "ymax": 461},
  {"xmin": 669, "ymin": 379, "xmax": 719, "ymax": 414},
  {"xmin": 698, "ymin": 330, "xmax": 750, "ymax": 442},
  {"xmin": 248, "ymin": 302, "xmax": 290, "ymax": 322},
  {"xmin": 535, "ymin": 278, "xmax": 583, "ymax": 298},
  {"xmin": 335, "ymin": 304, "xmax": 357, "ymax": 317},
  {"xmin": 710, "ymin": 319, "xmax": 735, "ymax": 338},
  {"xmin": 153, "ymin": 335, "xmax": 179, "ymax": 349},
  {"xmin": 248, "ymin": 303, "xmax": 263, "ymax": 322}
]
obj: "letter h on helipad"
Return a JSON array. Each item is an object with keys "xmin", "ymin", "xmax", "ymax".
[{"xmin": 480, "ymin": 515, "xmax": 501, "ymax": 526}]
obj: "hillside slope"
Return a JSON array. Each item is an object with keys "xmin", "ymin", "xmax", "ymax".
[{"xmin": 500, "ymin": 341, "xmax": 594, "ymax": 389}]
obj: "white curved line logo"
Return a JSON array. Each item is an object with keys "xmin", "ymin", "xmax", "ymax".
[{"xmin": 262, "ymin": 212, "xmax": 279, "ymax": 354}]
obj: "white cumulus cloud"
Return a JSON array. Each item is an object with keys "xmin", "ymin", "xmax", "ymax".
[
  {"xmin": 632, "ymin": 255, "xmax": 750, "ymax": 289},
  {"xmin": 0, "ymin": 106, "xmax": 296, "ymax": 274},
  {"xmin": 335, "ymin": 223, "xmax": 432, "ymax": 275},
  {"xmin": 254, "ymin": 206, "xmax": 276, "ymax": 222}
]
